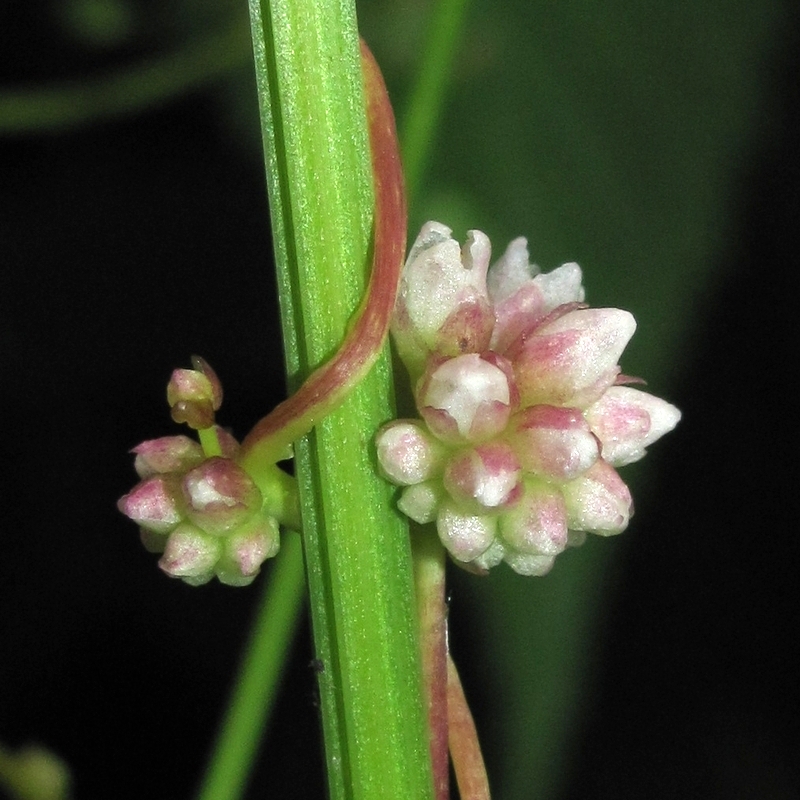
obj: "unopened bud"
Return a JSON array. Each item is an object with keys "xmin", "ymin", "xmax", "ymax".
[
  {"xmin": 117, "ymin": 474, "xmax": 184, "ymax": 534},
  {"xmin": 158, "ymin": 523, "xmax": 222, "ymax": 584},
  {"xmin": 167, "ymin": 357, "xmax": 223, "ymax": 429},
  {"xmin": 182, "ymin": 457, "xmax": 262, "ymax": 536}
]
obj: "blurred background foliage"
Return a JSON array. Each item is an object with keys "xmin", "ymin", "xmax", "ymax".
[{"xmin": 1, "ymin": 1, "xmax": 797, "ymax": 799}]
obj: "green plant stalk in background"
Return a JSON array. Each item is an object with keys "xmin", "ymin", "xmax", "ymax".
[
  {"xmin": 196, "ymin": 532, "xmax": 306, "ymax": 800},
  {"xmin": 247, "ymin": 1, "xmax": 434, "ymax": 799}
]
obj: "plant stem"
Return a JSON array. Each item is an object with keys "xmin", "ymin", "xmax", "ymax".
[
  {"xmin": 447, "ymin": 653, "xmax": 491, "ymax": 800},
  {"xmin": 399, "ymin": 0, "xmax": 472, "ymax": 207},
  {"xmin": 195, "ymin": 531, "xmax": 306, "ymax": 800},
  {"xmin": 247, "ymin": 1, "xmax": 433, "ymax": 798},
  {"xmin": 413, "ymin": 528, "xmax": 449, "ymax": 800},
  {"xmin": 0, "ymin": 18, "xmax": 249, "ymax": 134}
]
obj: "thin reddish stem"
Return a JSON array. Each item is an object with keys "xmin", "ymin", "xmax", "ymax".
[
  {"xmin": 448, "ymin": 653, "xmax": 491, "ymax": 800},
  {"xmin": 413, "ymin": 530, "xmax": 449, "ymax": 800},
  {"xmin": 239, "ymin": 40, "xmax": 406, "ymax": 471}
]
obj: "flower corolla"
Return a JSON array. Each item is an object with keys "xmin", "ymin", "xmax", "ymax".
[{"xmin": 376, "ymin": 222, "xmax": 680, "ymax": 575}]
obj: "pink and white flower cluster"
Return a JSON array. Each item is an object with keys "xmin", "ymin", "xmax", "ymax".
[
  {"xmin": 376, "ymin": 222, "xmax": 680, "ymax": 575},
  {"xmin": 118, "ymin": 430, "xmax": 280, "ymax": 586},
  {"xmin": 118, "ymin": 362, "xmax": 280, "ymax": 586}
]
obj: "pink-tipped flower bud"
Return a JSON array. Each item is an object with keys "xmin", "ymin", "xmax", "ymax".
[
  {"xmin": 392, "ymin": 222, "xmax": 495, "ymax": 378},
  {"xmin": 418, "ymin": 353, "xmax": 517, "ymax": 444},
  {"xmin": 181, "ymin": 457, "xmax": 262, "ymax": 536},
  {"xmin": 158, "ymin": 523, "xmax": 222, "ymax": 585},
  {"xmin": 510, "ymin": 307, "xmax": 636, "ymax": 408},
  {"xmin": 215, "ymin": 515, "xmax": 281, "ymax": 587},
  {"xmin": 131, "ymin": 435, "xmax": 205, "ymax": 478},
  {"xmin": 510, "ymin": 405, "xmax": 599, "ymax": 481},
  {"xmin": 117, "ymin": 474, "xmax": 185, "ymax": 534},
  {"xmin": 585, "ymin": 386, "xmax": 682, "ymax": 466},
  {"xmin": 499, "ymin": 479, "xmax": 569, "ymax": 560},
  {"xmin": 443, "ymin": 442, "xmax": 522, "ymax": 513},
  {"xmin": 167, "ymin": 356, "xmax": 223, "ymax": 430},
  {"xmin": 562, "ymin": 459, "xmax": 633, "ymax": 535},
  {"xmin": 375, "ymin": 420, "xmax": 445, "ymax": 485}
]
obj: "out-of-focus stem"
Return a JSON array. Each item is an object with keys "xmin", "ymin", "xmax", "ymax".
[
  {"xmin": 195, "ymin": 531, "xmax": 306, "ymax": 800},
  {"xmin": 447, "ymin": 653, "xmax": 491, "ymax": 800}
]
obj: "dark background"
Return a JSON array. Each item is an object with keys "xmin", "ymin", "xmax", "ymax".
[{"xmin": 1, "ymin": 2, "xmax": 797, "ymax": 798}]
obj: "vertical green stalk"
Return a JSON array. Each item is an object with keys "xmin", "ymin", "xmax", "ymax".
[
  {"xmin": 399, "ymin": 0, "xmax": 472, "ymax": 206},
  {"xmin": 195, "ymin": 532, "xmax": 306, "ymax": 800},
  {"xmin": 247, "ymin": 2, "xmax": 433, "ymax": 799}
]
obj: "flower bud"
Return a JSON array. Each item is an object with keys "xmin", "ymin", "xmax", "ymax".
[
  {"xmin": 511, "ymin": 307, "xmax": 636, "ymax": 408},
  {"xmin": 442, "ymin": 442, "xmax": 521, "ymax": 513},
  {"xmin": 562, "ymin": 459, "xmax": 632, "ymax": 535},
  {"xmin": 397, "ymin": 481, "xmax": 443, "ymax": 524},
  {"xmin": 375, "ymin": 420, "xmax": 444, "ymax": 485},
  {"xmin": 182, "ymin": 457, "xmax": 262, "ymax": 536},
  {"xmin": 132, "ymin": 435, "xmax": 205, "ymax": 478},
  {"xmin": 117, "ymin": 474, "xmax": 185, "ymax": 534},
  {"xmin": 167, "ymin": 357, "xmax": 223, "ymax": 430},
  {"xmin": 510, "ymin": 405, "xmax": 599, "ymax": 481},
  {"xmin": 158, "ymin": 523, "xmax": 222, "ymax": 584},
  {"xmin": 499, "ymin": 479, "xmax": 569, "ymax": 560},
  {"xmin": 393, "ymin": 222, "xmax": 494, "ymax": 377},
  {"xmin": 418, "ymin": 353, "xmax": 517, "ymax": 444},
  {"xmin": 215, "ymin": 515, "xmax": 281, "ymax": 586},
  {"xmin": 436, "ymin": 502, "xmax": 497, "ymax": 563},
  {"xmin": 586, "ymin": 386, "xmax": 682, "ymax": 466},
  {"xmin": 488, "ymin": 236, "xmax": 585, "ymax": 352},
  {"xmin": 504, "ymin": 551, "xmax": 557, "ymax": 577}
]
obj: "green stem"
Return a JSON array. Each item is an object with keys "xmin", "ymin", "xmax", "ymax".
[
  {"xmin": 399, "ymin": 0, "xmax": 472, "ymax": 206},
  {"xmin": 195, "ymin": 531, "xmax": 306, "ymax": 800},
  {"xmin": 247, "ymin": 2, "xmax": 433, "ymax": 799}
]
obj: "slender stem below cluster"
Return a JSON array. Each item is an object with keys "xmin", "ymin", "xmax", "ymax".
[
  {"xmin": 447, "ymin": 653, "xmax": 491, "ymax": 800},
  {"xmin": 413, "ymin": 528, "xmax": 450, "ymax": 800}
]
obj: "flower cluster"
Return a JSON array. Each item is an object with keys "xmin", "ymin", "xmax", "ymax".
[
  {"xmin": 118, "ymin": 359, "xmax": 280, "ymax": 586},
  {"xmin": 376, "ymin": 222, "xmax": 680, "ymax": 575}
]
